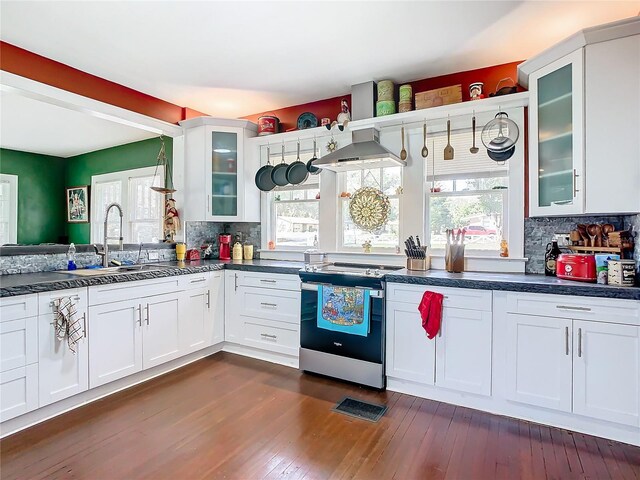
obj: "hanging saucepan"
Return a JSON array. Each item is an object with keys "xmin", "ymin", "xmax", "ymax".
[
  {"xmin": 271, "ymin": 144, "xmax": 289, "ymax": 187},
  {"xmin": 254, "ymin": 145, "xmax": 276, "ymax": 191},
  {"xmin": 286, "ymin": 140, "xmax": 309, "ymax": 185},
  {"xmin": 481, "ymin": 112, "xmax": 519, "ymax": 153},
  {"xmin": 487, "ymin": 144, "xmax": 515, "ymax": 163},
  {"xmin": 306, "ymin": 138, "xmax": 321, "ymax": 175}
]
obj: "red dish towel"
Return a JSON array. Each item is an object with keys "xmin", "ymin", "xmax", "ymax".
[{"xmin": 418, "ymin": 291, "xmax": 444, "ymax": 339}]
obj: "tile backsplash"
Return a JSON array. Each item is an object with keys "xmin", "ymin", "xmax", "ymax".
[
  {"xmin": 524, "ymin": 214, "xmax": 639, "ymax": 274},
  {"xmin": 185, "ymin": 222, "xmax": 261, "ymax": 258}
]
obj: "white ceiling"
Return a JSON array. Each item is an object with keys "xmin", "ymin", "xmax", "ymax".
[
  {"xmin": 1, "ymin": 1, "xmax": 639, "ymax": 119},
  {"xmin": 0, "ymin": 91, "xmax": 156, "ymax": 157}
]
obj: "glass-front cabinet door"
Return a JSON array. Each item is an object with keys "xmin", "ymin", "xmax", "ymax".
[
  {"xmin": 207, "ymin": 127, "xmax": 243, "ymax": 220},
  {"xmin": 529, "ymin": 49, "xmax": 584, "ymax": 216}
]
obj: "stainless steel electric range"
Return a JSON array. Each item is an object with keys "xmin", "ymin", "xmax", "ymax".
[{"xmin": 298, "ymin": 262, "xmax": 401, "ymax": 389}]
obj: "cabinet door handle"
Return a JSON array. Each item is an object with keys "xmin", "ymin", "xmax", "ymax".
[
  {"xmin": 565, "ymin": 326, "xmax": 569, "ymax": 355},
  {"xmin": 260, "ymin": 279, "xmax": 277, "ymax": 284},
  {"xmin": 260, "ymin": 302, "xmax": 277, "ymax": 308},
  {"xmin": 234, "ymin": 273, "xmax": 238, "ymax": 291},
  {"xmin": 260, "ymin": 333, "xmax": 277, "ymax": 340},
  {"xmin": 206, "ymin": 290, "xmax": 211, "ymax": 309},
  {"xmin": 137, "ymin": 305, "xmax": 142, "ymax": 326},
  {"xmin": 83, "ymin": 314, "xmax": 87, "ymax": 338},
  {"xmin": 207, "ymin": 195, "xmax": 210, "ymax": 213},
  {"xmin": 556, "ymin": 305, "xmax": 592, "ymax": 312},
  {"xmin": 578, "ymin": 328, "xmax": 582, "ymax": 358},
  {"xmin": 145, "ymin": 304, "xmax": 150, "ymax": 325},
  {"xmin": 438, "ymin": 326, "xmax": 443, "ymax": 337},
  {"xmin": 573, "ymin": 169, "xmax": 579, "ymax": 197}
]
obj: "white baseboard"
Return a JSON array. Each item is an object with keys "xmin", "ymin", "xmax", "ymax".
[{"xmin": 222, "ymin": 343, "xmax": 299, "ymax": 369}]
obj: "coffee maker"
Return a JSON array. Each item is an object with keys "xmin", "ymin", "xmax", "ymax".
[{"xmin": 218, "ymin": 234, "xmax": 232, "ymax": 260}]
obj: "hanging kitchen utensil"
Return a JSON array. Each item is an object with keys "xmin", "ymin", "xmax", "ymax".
[
  {"xmin": 487, "ymin": 144, "xmax": 515, "ymax": 163},
  {"xmin": 400, "ymin": 125, "xmax": 408, "ymax": 161},
  {"xmin": 286, "ymin": 140, "xmax": 309, "ymax": 185},
  {"xmin": 444, "ymin": 118, "xmax": 454, "ymax": 160},
  {"xmin": 481, "ymin": 112, "xmax": 519, "ymax": 153},
  {"xmin": 470, "ymin": 114, "xmax": 479, "ymax": 154},
  {"xmin": 306, "ymin": 138, "xmax": 321, "ymax": 175},
  {"xmin": 271, "ymin": 144, "xmax": 289, "ymax": 187},
  {"xmin": 349, "ymin": 187, "xmax": 391, "ymax": 232},
  {"xmin": 254, "ymin": 145, "xmax": 276, "ymax": 191},
  {"xmin": 421, "ymin": 121, "xmax": 429, "ymax": 158},
  {"xmin": 151, "ymin": 135, "xmax": 176, "ymax": 194}
]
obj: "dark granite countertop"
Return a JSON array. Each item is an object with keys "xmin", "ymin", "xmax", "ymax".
[
  {"xmin": 385, "ymin": 269, "xmax": 640, "ymax": 301},
  {"xmin": 0, "ymin": 260, "xmax": 305, "ymax": 297}
]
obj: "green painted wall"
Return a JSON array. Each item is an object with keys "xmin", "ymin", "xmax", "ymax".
[
  {"xmin": 0, "ymin": 148, "xmax": 67, "ymax": 244},
  {"xmin": 66, "ymin": 137, "xmax": 172, "ymax": 244}
]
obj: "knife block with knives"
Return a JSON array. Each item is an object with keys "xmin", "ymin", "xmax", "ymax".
[
  {"xmin": 405, "ymin": 235, "xmax": 430, "ymax": 271},
  {"xmin": 445, "ymin": 228, "xmax": 465, "ymax": 273}
]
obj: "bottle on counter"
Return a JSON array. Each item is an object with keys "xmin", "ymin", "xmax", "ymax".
[
  {"xmin": 545, "ymin": 241, "xmax": 562, "ymax": 276},
  {"xmin": 67, "ymin": 243, "xmax": 77, "ymax": 270}
]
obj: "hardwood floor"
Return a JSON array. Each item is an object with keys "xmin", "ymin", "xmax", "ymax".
[{"xmin": 1, "ymin": 352, "xmax": 639, "ymax": 480}]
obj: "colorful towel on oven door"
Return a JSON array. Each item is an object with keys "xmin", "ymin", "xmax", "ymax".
[{"xmin": 317, "ymin": 286, "xmax": 370, "ymax": 337}]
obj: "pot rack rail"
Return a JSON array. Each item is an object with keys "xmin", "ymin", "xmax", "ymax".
[{"xmin": 248, "ymin": 91, "xmax": 529, "ymax": 148}]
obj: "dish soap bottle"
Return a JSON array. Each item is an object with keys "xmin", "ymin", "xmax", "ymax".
[
  {"xmin": 67, "ymin": 243, "xmax": 77, "ymax": 271},
  {"xmin": 545, "ymin": 241, "xmax": 562, "ymax": 276}
]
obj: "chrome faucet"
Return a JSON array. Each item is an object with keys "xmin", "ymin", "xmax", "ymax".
[{"xmin": 94, "ymin": 202, "xmax": 124, "ymax": 267}]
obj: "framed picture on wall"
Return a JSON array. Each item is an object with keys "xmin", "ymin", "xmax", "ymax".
[{"xmin": 66, "ymin": 185, "xmax": 90, "ymax": 223}]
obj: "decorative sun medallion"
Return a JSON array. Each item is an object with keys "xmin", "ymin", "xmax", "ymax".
[
  {"xmin": 326, "ymin": 138, "xmax": 338, "ymax": 152},
  {"xmin": 349, "ymin": 187, "xmax": 391, "ymax": 232}
]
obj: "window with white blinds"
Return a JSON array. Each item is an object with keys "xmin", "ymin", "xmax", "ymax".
[
  {"xmin": 427, "ymin": 129, "xmax": 510, "ymax": 253},
  {"xmin": 91, "ymin": 167, "xmax": 163, "ymax": 244},
  {"xmin": 0, "ymin": 174, "xmax": 18, "ymax": 245}
]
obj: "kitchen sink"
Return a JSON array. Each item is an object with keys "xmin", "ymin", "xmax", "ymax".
[{"xmin": 58, "ymin": 264, "xmax": 169, "ymax": 276}]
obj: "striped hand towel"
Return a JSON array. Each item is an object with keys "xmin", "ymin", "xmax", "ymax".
[{"xmin": 53, "ymin": 297, "xmax": 83, "ymax": 354}]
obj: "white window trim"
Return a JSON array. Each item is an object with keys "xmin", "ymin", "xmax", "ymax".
[
  {"xmin": 267, "ymin": 181, "xmax": 320, "ymax": 251},
  {"xmin": 90, "ymin": 166, "xmax": 162, "ymax": 244},
  {"xmin": 0, "ymin": 173, "xmax": 18, "ymax": 245}
]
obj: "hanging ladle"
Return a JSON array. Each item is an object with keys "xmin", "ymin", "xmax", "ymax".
[
  {"xmin": 400, "ymin": 125, "xmax": 408, "ymax": 161},
  {"xmin": 470, "ymin": 114, "xmax": 479, "ymax": 154},
  {"xmin": 421, "ymin": 121, "xmax": 429, "ymax": 158}
]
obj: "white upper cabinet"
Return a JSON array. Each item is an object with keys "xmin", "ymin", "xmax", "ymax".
[
  {"xmin": 180, "ymin": 117, "xmax": 259, "ymax": 222},
  {"xmin": 519, "ymin": 18, "xmax": 640, "ymax": 216}
]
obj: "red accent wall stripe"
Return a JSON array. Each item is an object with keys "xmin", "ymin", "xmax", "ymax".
[{"xmin": 0, "ymin": 41, "xmax": 208, "ymax": 124}]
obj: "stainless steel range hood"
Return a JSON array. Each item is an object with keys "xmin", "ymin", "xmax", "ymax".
[{"xmin": 313, "ymin": 128, "xmax": 406, "ymax": 172}]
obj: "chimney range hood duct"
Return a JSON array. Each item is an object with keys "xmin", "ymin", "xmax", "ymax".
[{"xmin": 313, "ymin": 127, "xmax": 406, "ymax": 172}]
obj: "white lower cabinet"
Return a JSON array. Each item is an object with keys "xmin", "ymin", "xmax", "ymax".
[
  {"xmin": 180, "ymin": 272, "xmax": 224, "ymax": 354},
  {"xmin": 506, "ymin": 312, "xmax": 640, "ymax": 427},
  {"xmin": 37, "ymin": 289, "xmax": 89, "ymax": 407},
  {"xmin": 436, "ymin": 307, "xmax": 492, "ymax": 396},
  {"xmin": 386, "ymin": 302, "xmax": 435, "ymax": 385},
  {"xmin": 572, "ymin": 320, "xmax": 639, "ymax": 426},
  {"xmin": 0, "ymin": 364, "xmax": 38, "ymax": 422},
  {"xmin": 506, "ymin": 314, "xmax": 573, "ymax": 412},
  {"xmin": 142, "ymin": 292, "xmax": 181, "ymax": 369},
  {"xmin": 89, "ymin": 299, "xmax": 143, "ymax": 388}
]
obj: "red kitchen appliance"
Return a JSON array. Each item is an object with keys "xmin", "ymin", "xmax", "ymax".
[
  {"xmin": 218, "ymin": 234, "xmax": 232, "ymax": 260},
  {"xmin": 185, "ymin": 249, "xmax": 200, "ymax": 261},
  {"xmin": 556, "ymin": 254, "xmax": 596, "ymax": 282}
]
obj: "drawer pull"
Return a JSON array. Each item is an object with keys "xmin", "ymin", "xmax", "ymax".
[
  {"xmin": 556, "ymin": 305, "xmax": 592, "ymax": 312},
  {"xmin": 49, "ymin": 295, "xmax": 81, "ymax": 307},
  {"xmin": 190, "ymin": 278, "xmax": 206, "ymax": 283},
  {"xmin": 260, "ymin": 279, "xmax": 277, "ymax": 284},
  {"xmin": 260, "ymin": 302, "xmax": 277, "ymax": 308},
  {"xmin": 260, "ymin": 333, "xmax": 277, "ymax": 340}
]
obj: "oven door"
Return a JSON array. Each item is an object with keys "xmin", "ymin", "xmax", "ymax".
[{"xmin": 300, "ymin": 282, "xmax": 384, "ymax": 364}]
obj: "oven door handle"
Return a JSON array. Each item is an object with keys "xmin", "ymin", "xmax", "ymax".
[{"xmin": 300, "ymin": 282, "xmax": 384, "ymax": 298}]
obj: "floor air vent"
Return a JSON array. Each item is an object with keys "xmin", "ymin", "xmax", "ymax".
[{"xmin": 332, "ymin": 396, "xmax": 387, "ymax": 422}]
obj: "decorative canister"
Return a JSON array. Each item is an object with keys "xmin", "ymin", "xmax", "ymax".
[
  {"xmin": 320, "ymin": 117, "xmax": 331, "ymax": 126},
  {"xmin": 607, "ymin": 259, "xmax": 636, "ymax": 286},
  {"xmin": 399, "ymin": 84, "xmax": 412, "ymax": 102},
  {"xmin": 376, "ymin": 100, "xmax": 396, "ymax": 117},
  {"xmin": 257, "ymin": 115, "xmax": 279, "ymax": 136},
  {"xmin": 398, "ymin": 101, "xmax": 412, "ymax": 113},
  {"xmin": 243, "ymin": 244, "xmax": 254, "ymax": 260},
  {"xmin": 377, "ymin": 80, "xmax": 395, "ymax": 101}
]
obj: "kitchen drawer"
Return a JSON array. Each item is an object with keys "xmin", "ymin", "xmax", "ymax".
[
  {"xmin": 178, "ymin": 272, "xmax": 211, "ymax": 290},
  {"xmin": 236, "ymin": 286, "xmax": 300, "ymax": 325},
  {"xmin": 0, "ymin": 294, "xmax": 37, "ymax": 322},
  {"xmin": 241, "ymin": 319, "xmax": 299, "ymax": 356},
  {"xmin": 0, "ymin": 316, "xmax": 37, "ymax": 372},
  {"xmin": 234, "ymin": 271, "xmax": 300, "ymax": 292},
  {"xmin": 0, "ymin": 364, "xmax": 38, "ymax": 422},
  {"xmin": 506, "ymin": 292, "xmax": 640, "ymax": 326},
  {"xmin": 386, "ymin": 283, "xmax": 492, "ymax": 312},
  {"xmin": 88, "ymin": 276, "xmax": 181, "ymax": 306},
  {"xmin": 38, "ymin": 288, "xmax": 87, "ymax": 317}
]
